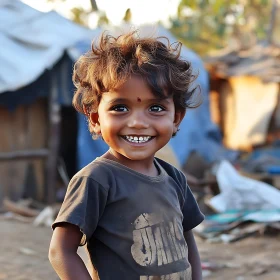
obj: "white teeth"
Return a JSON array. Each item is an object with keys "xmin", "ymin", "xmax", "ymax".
[{"xmin": 125, "ymin": 136, "xmax": 151, "ymax": 143}]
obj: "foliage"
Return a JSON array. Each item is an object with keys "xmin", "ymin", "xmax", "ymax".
[
  {"xmin": 123, "ymin": 8, "xmax": 132, "ymax": 23},
  {"xmin": 46, "ymin": 0, "xmax": 101, "ymax": 27},
  {"xmin": 70, "ymin": 7, "xmax": 88, "ymax": 26},
  {"xmin": 170, "ymin": 0, "xmax": 273, "ymax": 55},
  {"xmin": 97, "ymin": 12, "xmax": 109, "ymax": 27}
]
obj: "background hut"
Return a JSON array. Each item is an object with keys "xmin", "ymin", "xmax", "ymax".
[
  {"xmin": 0, "ymin": 0, "xmax": 98, "ymax": 204},
  {"xmin": 205, "ymin": 42, "xmax": 280, "ymax": 151}
]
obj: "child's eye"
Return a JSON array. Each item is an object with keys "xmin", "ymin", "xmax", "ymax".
[
  {"xmin": 111, "ymin": 105, "xmax": 128, "ymax": 112},
  {"xmin": 149, "ymin": 105, "xmax": 165, "ymax": 112}
]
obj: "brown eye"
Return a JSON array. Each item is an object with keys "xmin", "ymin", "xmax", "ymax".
[
  {"xmin": 111, "ymin": 105, "xmax": 128, "ymax": 112},
  {"xmin": 149, "ymin": 105, "xmax": 164, "ymax": 112}
]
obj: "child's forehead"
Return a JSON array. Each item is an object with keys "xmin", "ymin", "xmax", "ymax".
[
  {"xmin": 101, "ymin": 80, "xmax": 172, "ymax": 105},
  {"xmin": 116, "ymin": 76, "xmax": 149, "ymax": 91},
  {"xmin": 98, "ymin": 76, "xmax": 175, "ymax": 108},
  {"xmin": 101, "ymin": 92, "xmax": 172, "ymax": 105},
  {"xmin": 107, "ymin": 76, "xmax": 169, "ymax": 98}
]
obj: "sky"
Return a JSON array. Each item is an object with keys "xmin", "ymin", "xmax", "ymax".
[{"xmin": 22, "ymin": 0, "xmax": 181, "ymax": 27}]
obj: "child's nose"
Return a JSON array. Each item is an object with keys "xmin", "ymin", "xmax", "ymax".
[{"xmin": 127, "ymin": 112, "xmax": 149, "ymax": 129}]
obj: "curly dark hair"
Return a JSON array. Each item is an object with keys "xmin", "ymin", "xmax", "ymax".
[{"xmin": 72, "ymin": 31, "xmax": 200, "ymax": 138}]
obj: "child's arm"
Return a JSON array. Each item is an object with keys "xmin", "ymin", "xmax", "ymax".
[
  {"xmin": 184, "ymin": 230, "xmax": 202, "ymax": 280},
  {"xmin": 49, "ymin": 223, "xmax": 92, "ymax": 280}
]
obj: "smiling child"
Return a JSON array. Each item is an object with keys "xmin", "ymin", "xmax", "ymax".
[{"xmin": 49, "ymin": 31, "xmax": 204, "ymax": 280}]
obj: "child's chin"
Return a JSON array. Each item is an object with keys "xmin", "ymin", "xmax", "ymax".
[{"xmin": 124, "ymin": 153, "xmax": 154, "ymax": 161}]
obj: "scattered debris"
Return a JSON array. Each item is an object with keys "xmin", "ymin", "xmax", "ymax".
[
  {"xmin": 192, "ymin": 159, "xmax": 280, "ymax": 244},
  {"xmin": 19, "ymin": 247, "xmax": 37, "ymax": 256},
  {"xmin": 202, "ymin": 269, "xmax": 212, "ymax": 278},
  {"xmin": 1, "ymin": 197, "xmax": 58, "ymax": 228},
  {"xmin": 0, "ymin": 212, "xmax": 33, "ymax": 223},
  {"xmin": 209, "ymin": 160, "xmax": 280, "ymax": 212},
  {"xmin": 3, "ymin": 198, "xmax": 40, "ymax": 217},
  {"xmin": 219, "ymin": 224, "xmax": 266, "ymax": 243},
  {"xmin": 33, "ymin": 206, "xmax": 55, "ymax": 227}
]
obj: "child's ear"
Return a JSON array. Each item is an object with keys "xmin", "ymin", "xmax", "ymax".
[
  {"xmin": 173, "ymin": 109, "xmax": 186, "ymax": 133},
  {"xmin": 89, "ymin": 112, "xmax": 101, "ymax": 135}
]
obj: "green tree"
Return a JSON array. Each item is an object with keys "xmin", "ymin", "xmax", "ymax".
[
  {"xmin": 46, "ymin": 0, "xmax": 102, "ymax": 27},
  {"xmin": 170, "ymin": 0, "xmax": 273, "ymax": 55},
  {"xmin": 123, "ymin": 8, "xmax": 132, "ymax": 23},
  {"xmin": 97, "ymin": 12, "xmax": 110, "ymax": 27}
]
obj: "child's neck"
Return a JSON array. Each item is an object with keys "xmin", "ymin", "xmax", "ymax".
[{"xmin": 103, "ymin": 150, "xmax": 159, "ymax": 177}]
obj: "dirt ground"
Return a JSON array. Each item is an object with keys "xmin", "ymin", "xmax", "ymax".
[{"xmin": 1, "ymin": 218, "xmax": 280, "ymax": 280}]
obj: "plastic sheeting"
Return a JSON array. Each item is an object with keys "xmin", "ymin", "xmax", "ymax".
[
  {"xmin": 0, "ymin": 54, "xmax": 76, "ymax": 109},
  {"xmin": 209, "ymin": 160, "xmax": 280, "ymax": 212},
  {"xmin": 0, "ymin": 0, "xmax": 99, "ymax": 94}
]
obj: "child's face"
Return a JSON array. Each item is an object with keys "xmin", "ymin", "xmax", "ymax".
[{"xmin": 90, "ymin": 77, "xmax": 184, "ymax": 164}]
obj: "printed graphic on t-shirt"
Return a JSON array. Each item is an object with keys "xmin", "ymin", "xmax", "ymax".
[
  {"xmin": 139, "ymin": 268, "xmax": 191, "ymax": 279},
  {"xmin": 131, "ymin": 213, "xmax": 191, "ymax": 279}
]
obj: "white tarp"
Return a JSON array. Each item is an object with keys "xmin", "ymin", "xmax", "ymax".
[
  {"xmin": 0, "ymin": 0, "xmax": 100, "ymax": 93},
  {"xmin": 209, "ymin": 160, "xmax": 280, "ymax": 212}
]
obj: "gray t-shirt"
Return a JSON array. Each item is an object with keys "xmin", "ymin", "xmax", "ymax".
[{"xmin": 53, "ymin": 157, "xmax": 204, "ymax": 280}]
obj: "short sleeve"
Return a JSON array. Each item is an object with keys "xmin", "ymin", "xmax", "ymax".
[
  {"xmin": 52, "ymin": 176, "xmax": 108, "ymax": 245},
  {"xmin": 182, "ymin": 185, "xmax": 204, "ymax": 232}
]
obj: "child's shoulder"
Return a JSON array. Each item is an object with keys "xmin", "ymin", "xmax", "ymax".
[
  {"xmin": 72, "ymin": 157, "xmax": 117, "ymax": 185},
  {"xmin": 155, "ymin": 157, "xmax": 186, "ymax": 185}
]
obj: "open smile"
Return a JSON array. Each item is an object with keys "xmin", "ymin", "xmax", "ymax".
[{"xmin": 121, "ymin": 135, "xmax": 154, "ymax": 144}]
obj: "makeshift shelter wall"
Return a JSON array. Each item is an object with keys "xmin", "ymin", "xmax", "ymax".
[
  {"xmin": 0, "ymin": 0, "xmax": 101, "ymax": 203},
  {"xmin": 213, "ymin": 76, "xmax": 279, "ymax": 150},
  {"xmin": 0, "ymin": 98, "xmax": 47, "ymax": 201},
  {"xmin": 0, "ymin": 54, "xmax": 77, "ymax": 202}
]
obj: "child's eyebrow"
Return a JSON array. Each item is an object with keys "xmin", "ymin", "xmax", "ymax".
[
  {"xmin": 149, "ymin": 97, "xmax": 171, "ymax": 104},
  {"xmin": 106, "ymin": 97, "xmax": 171, "ymax": 105},
  {"xmin": 107, "ymin": 98, "xmax": 128, "ymax": 105}
]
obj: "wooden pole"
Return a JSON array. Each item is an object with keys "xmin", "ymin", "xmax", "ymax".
[{"xmin": 45, "ymin": 73, "xmax": 61, "ymax": 204}]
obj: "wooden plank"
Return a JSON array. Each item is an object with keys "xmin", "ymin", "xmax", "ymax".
[
  {"xmin": 219, "ymin": 80, "xmax": 235, "ymax": 146},
  {"xmin": 0, "ymin": 108, "xmax": 12, "ymax": 199},
  {"xmin": 209, "ymin": 89, "xmax": 221, "ymax": 127},
  {"xmin": 3, "ymin": 198, "xmax": 40, "ymax": 217},
  {"xmin": 0, "ymin": 106, "xmax": 27, "ymax": 200},
  {"xmin": 27, "ymin": 98, "xmax": 48, "ymax": 201},
  {"xmin": 0, "ymin": 98, "xmax": 49, "ymax": 202},
  {"xmin": 0, "ymin": 149, "xmax": 49, "ymax": 160},
  {"xmin": 8, "ymin": 105, "xmax": 28, "ymax": 200}
]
